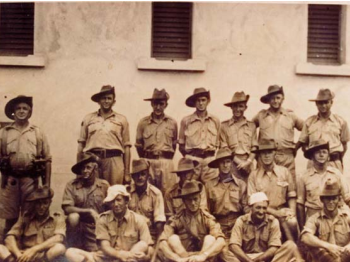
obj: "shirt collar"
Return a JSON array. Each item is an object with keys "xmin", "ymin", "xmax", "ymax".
[
  {"xmin": 309, "ymin": 165, "xmax": 336, "ymax": 177},
  {"xmin": 316, "ymin": 113, "xmax": 335, "ymax": 122},
  {"xmin": 257, "ymin": 164, "xmax": 278, "ymax": 177},
  {"xmin": 189, "ymin": 111, "xmax": 213, "ymax": 123},
  {"xmin": 148, "ymin": 113, "xmax": 169, "ymax": 124},
  {"xmin": 213, "ymin": 172, "xmax": 240, "ymax": 186},
  {"xmin": 320, "ymin": 209, "xmax": 347, "ymax": 221},
  {"xmin": 130, "ymin": 183, "xmax": 151, "ymax": 196},
  {"xmin": 263, "ymin": 107, "xmax": 287, "ymax": 118},
  {"xmin": 73, "ymin": 177, "xmax": 101, "ymax": 189},
  {"xmin": 228, "ymin": 117, "xmax": 248, "ymax": 126},
  {"xmin": 6, "ymin": 122, "xmax": 35, "ymax": 133},
  {"xmin": 97, "ymin": 109, "xmax": 116, "ymax": 118},
  {"xmin": 109, "ymin": 208, "xmax": 131, "ymax": 223},
  {"xmin": 247, "ymin": 213, "xmax": 269, "ymax": 228}
]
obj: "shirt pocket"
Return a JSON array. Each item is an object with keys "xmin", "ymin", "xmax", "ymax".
[
  {"xmin": 109, "ymin": 230, "xmax": 117, "ymax": 247},
  {"xmin": 92, "ymin": 191, "xmax": 104, "ymax": 206},
  {"xmin": 259, "ymin": 230, "xmax": 269, "ymax": 250},
  {"xmin": 109, "ymin": 120, "xmax": 123, "ymax": 139},
  {"xmin": 123, "ymin": 231, "xmax": 139, "ymax": 247},
  {"xmin": 74, "ymin": 193, "xmax": 85, "ymax": 207},
  {"xmin": 309, "ymin": 125, "xmax": 320, "ymax": 142},
  {"xmin": 42, "ymin": 224, "xmax": 55, "ymax": 240},
  {"xmin": 334, "ymin": 223, "xmax": 350, "ymax": 246},
  {"xmin": 87, "ymin": 121, "xmax": 100, "ymax": 136},
  {"xmin": 229, "ymin": 190, "xmax": 240, "ymax": 203},
  {"xmin": 280, "ymin": 118, "xmax": 294, "ymax": 142},
  {"xmin": 207, "ymin": 123, "xmax": 218, "ymax": 147},
  {"xmin": 306, "ymin": 183, "xmax": 321, "ymax": 207}
]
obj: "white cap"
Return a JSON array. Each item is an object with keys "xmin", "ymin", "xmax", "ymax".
[
  {"xmin": 103, "ymin": 185, "xmax": 130, "ymax": 203},
  {"xmin": 249, "ymin": 192, "xmax": 269, "ymax": 206}
]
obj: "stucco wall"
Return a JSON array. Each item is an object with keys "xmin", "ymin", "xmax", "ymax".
[{"xmin": 0, "ymin": 2, "xmax": 349, "ymax": 211}]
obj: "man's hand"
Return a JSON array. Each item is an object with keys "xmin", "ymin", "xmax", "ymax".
[
  {"xmin": 17, "ymin": 246, "xmax": 39, "ymax": 262},
  {"xmin": 175, "ymin": 258, "xmax": 189, "ymax": 262},
  {"xmin": 89, "ymin": 209, "xmax": 100, "ymax": 222},
  {"xmin": 84, "ymin": 252, "xmax": 96, "ymax": 262},
  {"xmin": 131, "ymin": 251, "xmax": 147, "ymax": 261},
  {"xmin": 237, "ymin": 160, "xmax": 252, "ymax": 172},
  {"xmin": 118, "ymin": 250, "xmax": 134, "ymax": 262},
  {"xmin": 187, "ymin": 253, "xmax": 208, "ymax": 262},
  {"xmin": 124, "ymin": 170, "xmax": 131, "ymax": 184},
  {"xmin": 276, "ymin": 208, "xmax": 295, "ymax": 219},
  {"xmin": 326, "ymin": 243, "xmax": 344, "ymax": 258}
]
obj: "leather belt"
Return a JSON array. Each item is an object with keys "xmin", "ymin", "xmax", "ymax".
[
  {"xmin": 144, "ymin": 151, "xmax": 174, "ymax": 160},
  {"xmin": 330, "ymin": 151, "xmax": 342, "ymax": 162},
  {"xmin": 187, "ymin": 149, "xmax": 215, "ymax": 159},
  {"xmin": 89, "ymin": 149, "xmax": 122, "ymax": 159}
]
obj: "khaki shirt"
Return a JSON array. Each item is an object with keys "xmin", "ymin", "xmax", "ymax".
[
  {"xmin": 62, "ymin": 178, "xmax": 110, "ymax": 214},
  {"xmin": 229, "ymin": 213, "xmax": 282, "ymax": 253},
  {"xmin": 79, "ymin": 110, "xmax": 131, "ymax": 153},
  {"xmin": 129, "ymin": 183, "xmax": 166, "ymax": 224},
  {"xmin": 297, "ymin": 166, "xmax": 350, "ymax": 210},
  {"xmin": 248, "ymin": 165, "xmax": 297, "ymax": 209},
  {"xmin": 135, "ymin": 114, "xmax": 177, "ymax": 153},
  {"xmin": 219, "ymin": 117, "xmax": 258, "ymax": 155},
  {"xmin": 164, "ymin": 182, "xmax": 208, "ymax": 217},
  {"xmin": 160, "ymin": 208, "xmax": 224, "ymax": 251},
  {"xmin": 298, "ymin": 113, "xmax": 350, "ymax": 153},
  {"xmin": 96, "ymin": 209, "xmax": 153, "ymax": 251},
  {"xmin": 7, "ymin": 212, "xmax": 66, "ymax": 249},
  {"xmin": 252, "ymin": 108, "xmax": 303, "ymax": 150},
  {"xmin": 302, "ymin": 209, "xmax": 350, "ymax": 247},
  {"xmin": 0, "ymin": 123, "xmax": 51, "ymax": 171},
  {"xmin": 206, "ymin": 173, "xmax": 248, "ymax": 216},
  {"xmin": 179, "ymin": 112, "xmax": 220, "ymax": 152}
]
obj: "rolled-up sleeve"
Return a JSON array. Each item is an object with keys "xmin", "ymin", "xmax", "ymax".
[
  {"xmin": 61, "ymin": 183, "xmax": 75, "ymax": 207},
  {"xmin": 229, "ymin": 217, "xmax": 244, "ymax": 247},
  {"xmin": 54, "ymin": 213, "xmax": 66, "ymax": 237},
  {"xmin": 96, "ymin": 215, "xmax": 111, "ymax": 242},
  {"xmin": 296, "ymin": 176, "xmax": 306, "ymax": 205},
  {"xmin": 7, "ymin": 216, "xmax": 24, "ymax": 239},
  {"xmin": 122, "ymin": 118, "xmax": 131, "ymax": 148},
  {"xmin": 287, "ymin": 170, "xmax": 297, "ymax": 199},
  {"xmin": 268, "ymin": 219, "xmax": 282, "ymax": 248}
]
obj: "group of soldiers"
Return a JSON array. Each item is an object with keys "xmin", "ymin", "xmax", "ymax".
[{"xmin": 0, "ymin": 84, "xmax": 349, "ymax": 262}]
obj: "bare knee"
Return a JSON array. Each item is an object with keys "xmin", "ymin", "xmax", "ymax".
[
  {"xmin": 168, "ymin": 235, "xmax": 181, "ymax": 250},
  {"xmin": 47, "ymin": 243, "xmax": 66, "ymax": 260},
  {"xmin": 65, "ymin": 248, "xmax": 86, "ymax": 262},
  {"xmin": 203, "ymin": 235, "xmax": 215, "ymax": 244},
  {"xmin": 67, "ymin": 213, "xmax": 80, "ymax": 228},
  {"xmin": 0, "ymin": 244, "xmax": 11, "ymax": 260},
  {"xmin": 131, "ymin": 241, "xmax": 148, "ymax": 253}
]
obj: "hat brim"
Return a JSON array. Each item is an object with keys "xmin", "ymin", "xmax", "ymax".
[
  {"xmin": 26, "ymin": 188, "xmax": 54, "ymax": 202},
  {"xmin": 185, "ymin": 91, "xmax": 210, "ymax": 107},
  {"xmin": 71, "ymin": 155, "xmax": 98, "ymax": 175},
  {"xmin": 224, "ymin": 95, "xmax": 250, "ymax": 107},
  {"xmin": 304, "ymin": 143, "xmax": 329, "ymax": 160},
  {"xmin": 5, "ymin": 96, "xmax": 33, "ymax": 120},
  {"xmin": 251, "ymin": 147, "xmax": 277, "ymax": 153},
  {"xmin": 91, "ymin": 90, "xmax": 115, "ymax": 102},
  {"xmin": 131, "ymin": 167, "xmax": 149, "ymax": 176},
  {"xmin": 208, "ymin": 155, "xmax": 233, "ymax": 168},
  {"xmin": 260, "ymin": 91, "xmax": 283, "ymax": 104},
  {"xmin": 320, "ymin": 190, "xmax": 340, "ymax": 197},
  {"xmin": 309, "ymin": 98, "xmax": 333, "ymax": 102}
]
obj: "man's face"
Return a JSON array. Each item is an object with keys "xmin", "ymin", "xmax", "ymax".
[
  {"xmin": 231, "ymin": 102, "xmax": 247, "ymax": 119},
  {"xmin": 218, "ymin": 158, "xmax": 232, "ymax": 174},
  {"xmin": 251, "ymin": 201, "xmax": 268, "ymax": 222},
  {"xmin": 195, "ymin": 96, "xmax": 210, "ymax": 112},
  {"xmin": 322, "ymin": 195, "xmax": 339, "ymax": 212},
  {"xmin": 313, "ymin": 149, "xmax": 329, "ymax": 165},
  {"xmin": 260, "ymin": 150, "xmax": 276, "ymax": 166},
  {"xmin": 79, "ymin": 162, "xmax": 96, "ymax": 180},
  {"xmin": 178, "ymin": 170, "xmax": 194, "ymax": 184},
  {"xmin": 316, "ymin": 100, "xmax": 333, "ymax": 114},
  {"xmin": 183, "ymin": 193, "xmax": 201, "ymax": 213},
  {"xmin": 34, "ymin": 198, "xmax": 51, "ymax": 218},
  {"xmin": 98, "ymin": 94, "xmax": 115, "ymax": 111},
  {"xmin": 14, "ymin": 102, "xmax": 31, "ymax": 121},
  {"xmin": 151, "ymin": 100, "xmax": 167, "ymax": 116},
  {"xmin": 133, "ymin": 170, "xmax": 149, "ymax": 187},
  {"xmin": 269, "ymin": 93, "xmax": 284, "ymax": 110},
  {"xmin": 113, "ymin": 195, "xmax": 128, "ymax": 216}
]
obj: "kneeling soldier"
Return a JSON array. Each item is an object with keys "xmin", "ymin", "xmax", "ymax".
[
  {"xmin": 128, "ymin": 159, "xmax": 166, "ymax": 240},
  {"xmin": 66, "ymin": 185, "xmax": 153, "ymax": 262},
  {"xmin": 301, "ymin": 178, "xmax": 350, "ymax": 262},
  {"xmin": 62, "ymin": 153, "xmax": 109, "ymax": 251},
  {"xmin": 0, "ymin": 187, "xmax": 66, "ymax": 262},
  {"xmin": 230, "ymin": 192, "xmax": 299, "ymax": 262},
  {"xmin": 159, "ymin": 180, "xmax": 226, "ymax": 262}
]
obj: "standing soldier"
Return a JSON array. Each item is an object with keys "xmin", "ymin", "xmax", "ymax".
[
  {"xmin": 128, "ymin": 159, "xmax": 166, "ymax": 241},
  {"xmin": 78, "ymin": 85, "xmax": 131, "ymax": 185},
  {"xmin": 297, "ymin": 89, "xmax": 350, "ymax": 172},
  {"xmin": 0, "ymin": 95, "xmax": 51, "ymax": 234},
  {"xmin": 179, "ymin": 88, "xmax": 220, "ymax": 183},
  {"xmin": 62, "ymin": 153, "xmax": 109, "ymax": 252},
  {"xmin": 220, "ymin": 91, "xmax": 258, "ymax": 182},
  {"xmin": 206, "ymin": 148, "xmax": 249, "ymax": 261},
  {"xmin": 135, "ymin": 88, "xmax": 178, "ymax": 194},
  {"xmin": 253, "ymin": 85, "xmax": 303, "ymax": 183}
]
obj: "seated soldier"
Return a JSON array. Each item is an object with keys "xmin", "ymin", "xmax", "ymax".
[
  {"xmin": 297, "ymin": 139, "xmax": 350, "ymax": 230},
  {"xmin": 128, "ymin": 159, "xmax": 166, "ymax": 240},
  {"xmin": 62, "ymin": 153, "xmax": 109, "ymax": 251},
  {"xmin": 230, "ymin": 192, "xmax": 299, "ymax": 262},
  {"xmin": 65, "ymin": 185, "xmax": 153, "ymax": 262},
  {"xmin": 248, "ymin": 139, "xmax": 299, "ymax": 241},
  {"xmin": 164, "ymin": 158, "xmax": 208, "ymax": 218},
  {"xmin": 159, "ymin": 180, "xmax": 226, "ymax": 262},
  {"xmin": 0, "ymin": 186, "xmax": 66, "ymax": 262},
  {"xmin": 301, "ymin": 178, "xmax": 350, "ymax": 262}
]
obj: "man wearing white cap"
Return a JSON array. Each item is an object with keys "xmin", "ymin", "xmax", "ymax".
[
  {"xmin": 230, "ymin": 192, "xmax": 299, "ymax": 262},
  {"xmin": 66, "ymin": 185, "xmax": 153, "ymax": 262}
]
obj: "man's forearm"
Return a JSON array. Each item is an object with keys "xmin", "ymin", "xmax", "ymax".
[
  {"xmin": 124, "ymin": 147, "xmax": 131, "ymax": 172},
  {"xmin": 202, "ymin": 237, "xmax": 225, "ymax": 258},
  {"xmin": 230, "ymin": 244, "xmax": 253, "ymax": 262},
  {"xmin": 288, "ymin": 198, "xmax": 297, "ymax": 214},
  {"xmin": 5, "ymin": 236, "xmax": 22, "ymax": 258},
  {"xmin": 296, "ymin": 204, "xmax": 306, "ymax": 230},
  {"xmin": 33, "ymin": 234, "xmax": 64, "ymax": 252},
  {"xmin": 159, "ymin": 241, "xmax": 181, "ymax": 261},
  {"xmin": 254, "ymin": 246, "xmax": 278, "ymax": 262},
  {"xmin": 301, "ymin": 233, "xmax": 332, "ymax": 250},
  {"xmin": 63, "ymin": 205, "xmax": 94, "ymax": 216},
  {"xmin": 77, "ymin": 143, "xmax": 85, "ymax": 161}
]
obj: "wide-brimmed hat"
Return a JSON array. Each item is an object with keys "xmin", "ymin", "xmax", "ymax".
[
  {"xmin": 309, "ymin": 89, "xmax": 335, "ymax": 102},
  {"xmin": 185, "ymin": 88, "xmax": 210, "ymax": 107},
  {"xmin": 252, "ymin": 139, "xmax": 277, "ymax": 153},
  {"xmin": 174, "ymin": 180, "xmax": 203, "ymax": 199},
  {"xmin": 249, "ymin": 192, "xmax": 269, "ymax": 206},
  {"xmin": 131, "ymin": 159, "xmax": 149, "ymax": 176},
  {"xmin": 91, "ymin": 85, "xmax": 115, "ymax": 102},
  {"xmin": 71, "ymin": 153, "xmax": 99, "ymax": 175},
  {"xmin": 26, "ymin": 186, "xmax": 54, "ymax": 202},
  {"xmin": 144, "ymin": 88, "xmax": 169, "ymax": 101},
  {"xmin": 304, "ymin": 139, "xmax": 329, "ymax": 160},
  {"xmin": 171, "ymin": 158, "xmax": 198, "ymax": 174},
  {"xmin": 320, "ymin": 178, "xmax": 340, "ymax": 197},
  {"xmin": 224, "ymin": 91, "xmax": 250, "ymax": 107},
  {"xmin": 208, "ymin": 148, "xmax": 233, "ymax": 168},
  {"xmin": 103, "ymin": 185, "xmax": 130, "ymax": 203},
  {"xmin": 260, "ymin": 85, "xmax": 284, "ymax": 104},
  {"xmin": 5, "ymin": 95, "xmax": 33, "ymax": 120}
]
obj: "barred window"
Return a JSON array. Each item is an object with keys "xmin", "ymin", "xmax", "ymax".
[
  {"xmin": 152, "ymin": 2, "xmax": 192, "ymax": 60},
  {"xmin": 0, "ymin": 2, "xmax": 34, "ymax": 56},
  {"xmin": 307, "ymin": 4, "xmax": 341, "ymax": 65}
]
